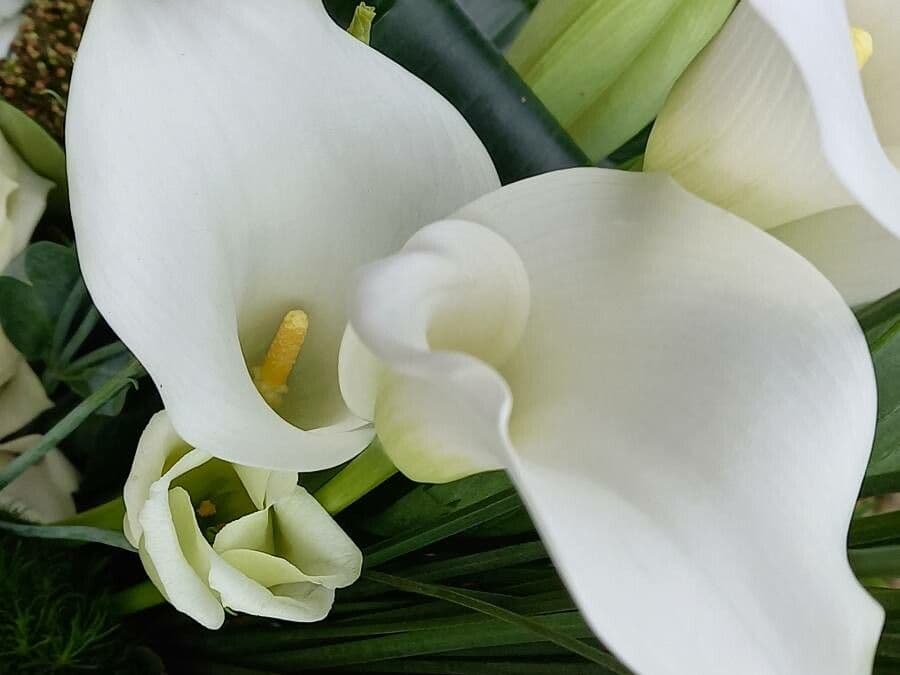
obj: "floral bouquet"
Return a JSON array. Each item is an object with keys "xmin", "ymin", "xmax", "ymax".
[{"xmin": 1, "ymin": 1, "xmax": 899, "ymax": 673}]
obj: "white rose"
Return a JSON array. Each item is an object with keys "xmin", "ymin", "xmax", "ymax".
[
  {"xmin": 123, "ymin": 411, "xmax": 363, "ymax": 629},
  {"xmin": 0, "ymin": 434, "xmax": 79, "ymax": 522},
  {"xmin": 0, "ymin": 122, "xmax": 54, "ymax": 439}
]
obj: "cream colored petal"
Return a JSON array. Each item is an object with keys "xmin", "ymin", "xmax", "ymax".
[
  {"xmin": 271, "ymin": 487, "xmax": 361, "ymax": 588},
  {"xmin": 0, "ymin": 359, "xmax": 52, "ymax": 440},
  {"xmin": 123, "ymin": 411, "xmax": 191, "ymax": 546},
  {"xmin": 208, "ymin": 549, "xmax": 335, "ymax": 623},
  {"xmin": 213, "ymin": 508, "xmax": 275, "ymax": 556},
  {"xmin": 139, "ymin": 484, "xmax": 224, "ymax": 629},
  {"xmin": 0, "ymin": 435, "xmax": 78, "ymax": 522}
]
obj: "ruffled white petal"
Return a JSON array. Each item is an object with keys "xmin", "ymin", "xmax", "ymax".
[
  {"xmin": 343, "ymin": 220, "xmax": 529, "ymax": 482},
  {"xmin": 349, "ymin": 169, "xmax": 882, "ymax": 675},
  {"xmin": 208, "ymin": 550, "xmax": 335, "ymax": 623},
  {"xmin": 123, "ymin": 411, "xmax": 190, "ymax": 546},
  {"xmin": 67, "ymin": 0, "xmax": 498, "ymax": 471},
  {"xmin": 138, "ymin": 452, "xmax": 224, "ymax": 629},
  {"xmin": 270, "ymin": 488, "xmax": 362, "ymax": 588},
  {"xmin": 0, "ymin": 358, "xmax": 52, "ymax": 440}
]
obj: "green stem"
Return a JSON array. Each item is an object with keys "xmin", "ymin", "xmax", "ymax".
[
  {"xmin": 314, "ymin": 439, "xmax": 398, "ymax": 515},
  {"xmin": 113, "ymin": 579, "xmax": 166, "ymax": 616},
  {"xmin": 58, "ymin": 306, "xmax": 100, "ymax": 366},
  {"xmin": 65, "ymin": 341, "xmax": 130, "ymax": 373},
  {"xmin": 50, "ymin": 279, "xmax": 87, "ymax": 361},
  {"xmin": 57, "ymin": 496, "xmax": 125, "ymax": 531},
  {"xmin": 0, "ymin": 358, "xmax": 144, "ymax": 490}
]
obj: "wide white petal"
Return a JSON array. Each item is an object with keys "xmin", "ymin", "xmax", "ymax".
[
  {"xmin": 743, "ymin": 0, "xmax": 900, "ymax": 235},
  {"xmin": 349, "ymin": 169, "xmax": 882, "ymax": 675},
  {"xmin": 0, "ymin": 358, "xmax": 52, "ymax": 440},
  {"xmin": 67, "ymin": 0, "xmax": 499, "ymax": 471},
  {"xmin": 771, "ymin": 204, "xmax": 900, "ymax": 307}
]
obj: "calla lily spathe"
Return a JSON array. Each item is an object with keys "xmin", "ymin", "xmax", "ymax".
[
  {"xmin": 67, "ymin": 0, "xmax": 499, "ymax": 471},
  {"xmin": 343, "ymin": 168, "xmax": 882, "ymax": 675},
  {"xmin": 69, "ymin": 1, "xmax": 883, "ymax": 674},
  {"xmin": 646, "ymin": 0, "xmax": 900, "ymax": 306}
]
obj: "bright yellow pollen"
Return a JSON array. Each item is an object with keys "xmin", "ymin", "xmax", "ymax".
[
  {"xmin": 253, "ymin": 309, "xmax": 309, "ymax": 407},
  {"xmin": 851, "ymin": 27, "xmax": 873, "ymax": 70},
  {"xmin": 197, "ymin": 500, "xmax": 217, "ymax": 518}
]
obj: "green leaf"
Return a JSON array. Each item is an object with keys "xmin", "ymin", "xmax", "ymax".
[
  {"xmin": 324, "ymin": 0, "xmax": 594, "ymax": 184},
  {"xmin": 0, "ymin": 276, "xmax": 51, "ymax": 358},
  {"xmin": 231, "ymin": 611, "xmax": 596, "ymax": 670},
  {"xmin": 456, "ymin": 0, "xmax": 538, "ymax": 49},
  {"xmin": 849, "ymin": 545, "xmax": 900, "ymax": 579},
  {"xmin": 362, "ymin": 471, "xmax": 531, "ymax": 538},
  {"xmin": 0, "ymin": 520, "xmax": 135, "ymax": 551},
  {"xmin": 25, "ymin": 242, "xmax": 80, "ymax": 319},
  {"xmin": 364, "ymin": 487, "xmax": 522, "ymax": 567},
  {"xmin": 857, "ymin": 293, "xmax": 900, "ymax": 480},
  {"xmin": 850, "ymin": 511, "xmax": 900, "ymax": 548},
  {"xmin": 362, "ymin": 572, "xmax": 627, "ymax": 671},
  {"xmin": 0, "ymin": 99, "xmax": 68, "ymax": 214}
]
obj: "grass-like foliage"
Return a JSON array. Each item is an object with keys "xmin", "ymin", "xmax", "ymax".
[{"xmin": 0, "ymin": 524, "xmax": 128, "ymax": 673}]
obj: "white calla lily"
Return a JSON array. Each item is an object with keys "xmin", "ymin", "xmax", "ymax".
[
  {"xmin": 645, "ymin": 0, "xmax": 900, "ymax": 306},
  {"xmin": 344, "ymin": 169, "xmax": 882, "ymax": 675},
  {"xmin": 124, "ymin": 411, "xmax": 362, "ymax": 629},
  {"xmin": 67, "ymin": 0, "xmax": 499, "ymax": 471},
  {"xmin": 0, "ymin": 434, "xmax": 79, "ymax": 522}
]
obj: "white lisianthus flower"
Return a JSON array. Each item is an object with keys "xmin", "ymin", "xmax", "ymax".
[
  {"xmin": 0, "ymin": 434, "xmax": 78, "ymax": 522},
  {"xmin": 68, "ymin": 0, "xmax": 884, "ymax": 672},
  {"xmin": 123, "ymin": 411, "xmax": 362, "ymax": 630},
  {"xmin": 646, "ymin": 0, "xmax": 900, "ymax": 306},
  {"xmin": 0, "ymin": 118, "xmax": 54, "ymax": 440}
]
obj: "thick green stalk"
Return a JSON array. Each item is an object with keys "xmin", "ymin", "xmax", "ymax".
[
  {"xmin": 849, "ymin": 545, "xmax": 900, "ymax": 579},
  {"xmin": 58, "ymin": 496, "xmax": 125, "ymax": 531},
  {"xmin": 113, "ymin": 580, "xmax": 165, "ymax": 616},
  {"xmin": 314, "ymin": 439, "xmax": 398, "ymax": 515},
  {"xmin": 508, "ymin": 0, "xmax": 736, "ymax": 161},
  {"xmin": 0, "ymin": 358, "xmax": 144, "ymax": 490}
]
